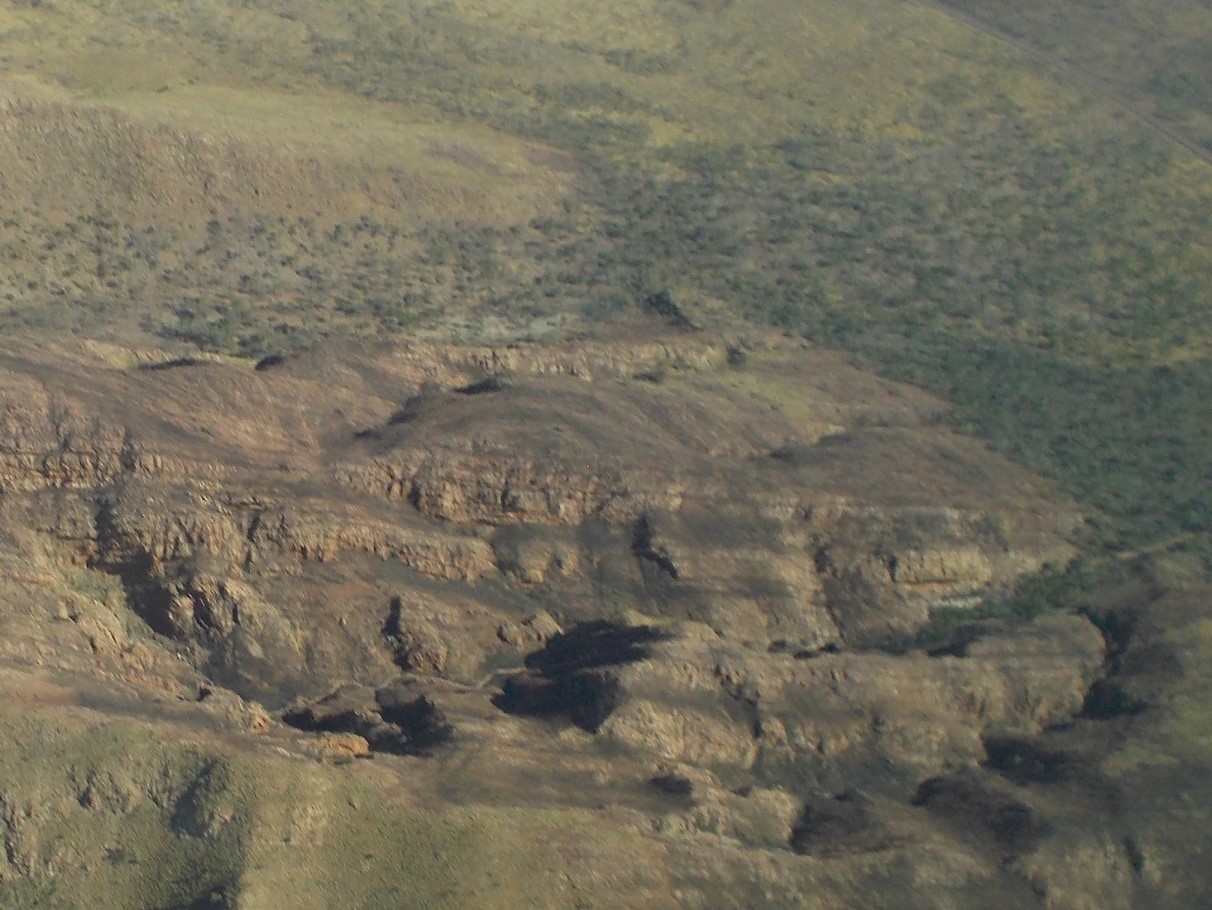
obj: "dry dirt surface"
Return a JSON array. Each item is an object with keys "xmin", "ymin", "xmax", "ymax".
[{"xmin": 0, "ymin": 330, "xmax": 1166, "ymax": 909}]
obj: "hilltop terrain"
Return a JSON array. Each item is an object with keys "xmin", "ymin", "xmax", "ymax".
[
  {"xmin": 0, "ymin": 0, "xmax": 1207, "ymax": 906},
  {"xmin": 0, "ymin": 332, "xmax": 1187, "ymax": 909}
]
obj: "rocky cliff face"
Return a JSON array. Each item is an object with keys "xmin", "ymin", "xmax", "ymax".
[{"xmin": 0, "ymin": 333, "xmax": 1133, "ymax": 909}]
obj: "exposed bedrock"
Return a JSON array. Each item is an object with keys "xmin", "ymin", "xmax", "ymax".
[
  {"xmin": 282, "ymin": 678, "xmax": 455, "ymax": 757},
  {"xmin": 497, "ymin": 613, "xmax": 1105, "ymax": 794},
  {"xmin": 0, "ymin": 337, "xmax": 1082, "ymax": 701},
  {"xmin": 0, "ymin": 335, "xmax": 1151, "ymax": 908}
]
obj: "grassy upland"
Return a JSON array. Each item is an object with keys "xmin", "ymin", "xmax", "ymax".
[
  {"xmin": 0, "ymin": 0, "xmax": 1207, "ymax": 565},
  {"xmin": 926, "ymin": 0, "xmax": 1212, "ymax": 155}
]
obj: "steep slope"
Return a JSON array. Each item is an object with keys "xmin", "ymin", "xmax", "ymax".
[
  {"xmin": 0, "ymin": 0, "xmax": 1207, "ymax": 904},
  {"xmin": 0, "ymin": 333, "xmax": 1134, "ymax": 908}
]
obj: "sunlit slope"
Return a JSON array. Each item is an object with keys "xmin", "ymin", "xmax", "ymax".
[
  {"xmin": 926, "ymin": 0, "xmax": 1212, "ymax": 155},
  {"xmin": 285, "ymin": 0, "xmax": 1212, "ymax": 360},
  {"xmin": 0, "ymin": 0, "xmax": 1208, "ymax": 543},
  {"xmin": 6, "ymin": 0, "xmax": 1207, "ymax": 353},
  {"xmin": 0, "ymin": 699, "xmax": 656, "ymax": 910}
]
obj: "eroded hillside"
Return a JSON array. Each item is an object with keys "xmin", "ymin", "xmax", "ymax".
[
  {"xmin": 0, "ymin": 333, "xmax": 1193, "ymax": 908},
  {"xmin": 0, "ymin": 0, "xmax": 1207, "ymax": 906}
]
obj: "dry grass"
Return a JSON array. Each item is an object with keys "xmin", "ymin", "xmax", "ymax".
[{"xmin": 0, "ymin": 694, "xmax": 668, "ymax": 909}]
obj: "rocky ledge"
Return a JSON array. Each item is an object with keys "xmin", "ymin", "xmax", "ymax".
[{"xmin": 0, "ymin": 333, "xmax": 1136, "ymax": 909}]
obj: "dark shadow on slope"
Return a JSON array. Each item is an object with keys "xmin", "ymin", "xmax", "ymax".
[
  {"xmin": 790, "ymin": 789, "xmax": 897, "ymax": 856},
  {"xmin": 454, "ymin": 375, "xmax": 507, "ymax": 395},
  {"xmin": 982, "ymin": 735, "xmax": 1096, "ymax": 786},
  {"xmin": 162, "ymin": 888, "xmax": 238, "ymax": 910},
  {"xmin": 138, "ymin": 357, "xmax": 206, "ymax": 371},
  {"xmin": 253, "ymin": 353, "xmax": 287, "ymax": 371},
  {"xmin": 631, "ymin": 515, "xmax": 679, "ymax": 580},
  {"xmin": 282, "ymin": 680, "xmax": 454, "ymax": 756},
  {"xmin": 913, "ymin": 771, "xmax": 1051, "ymax": 859},
  {"xmin": 494, "ymin": 620, "xmax": 670, "ymax": 732}
]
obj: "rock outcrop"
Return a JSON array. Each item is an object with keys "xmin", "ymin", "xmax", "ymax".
[{"xmin": 0, "ymin": 333, "xmax": 1122, "ymax": 909}]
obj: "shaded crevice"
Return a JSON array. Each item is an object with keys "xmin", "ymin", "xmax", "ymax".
[
  {"xmin": 253, "ymin": 352, "xmax": 287, "ymax": 371},
  {"xmin": 982, "ymin": 735, "xmax": 1095, "ymax": 786},
  {"xmin": 1080, "ymin": 678, "xmax": 1148, "ymax": 720},
  {"xmin": 649, "ymin": 772, "xmax": 695, "ymax": 799},
  {"xmin": 113, "ymin": 570, "xmax": 178, "ymax": 639},
  {"xmin": 913, "ymin": 771, "xmax": 1051, "ymax": 859},
  {"xmin": 641, "ymin": 290, "xmax": 696, "ymax": 329},
  {"xmin": 381, "ymin": 595, "xmax": 443, "ymax": 674},
  {"xmin": 1123, "ymin": 835, "xmax": 1147, "ymax": 878},
  {"xmin": 243, "ymin": 510, "xmax": 264, "ymax": 544},
  {"xmin": 90, "ymin": 497, "xmax": 180, "ymax": 639},
  {"xmin": 136, "ymin": 357, "xmax": 205, "ymax": 372},
  {"xmin": 282, "ymin": 680, "xmax": 454, "ymax": 756},
  {"xmin": 525, "ymin": 620, "xmax": 668, "ymax": 674},
  {"xmin": 454, "ymin": 376, "xmax": 506, "ymax": 395},
  {"xmin": 374, "ymin": 685, "xmax": 456, "ymax": 754},
  {"xmin": 406, "ymin": 480, "xmax": 422, "ymax": 511},
  {"xmin": 768, "ymin": 444, "xmax": 807, "ymax": 464},
  {"xmin": 885, "ymin": 553, "xmax": 899, "ymax": 583},
  {"xmin": 632, "ymin": 515, "xmax": 679, "ymax": 579},
  {"xmin": 494, "ymin": 620, "xmax": 668, "ymax": 732},
  {"xmin": 1077, "ymin": 607, "xmax": 1151, "ymax": 720},
  {"xmin": 792, "ymin": 642, "xmax": 842, "ymax": 659},
  {"xmin": 923, "ymin": 622, "xmax": 992, "ymax": 658},
  {"xmin": 1081, "ymin": 608, "xmax": 1138, "ymax": 667},
  {"xmin": 790, "ymin": 789, "xmax": 894, "ymax": 856},
  {"xmin": 387, "ymin": 391, "xmax": 432, "ymax": 426},
  {"xmin": 495, "ymin": 664, "xmax": 622, "ymax": 732},
  {"xmin": 381, "ymin": 595, "xmax": 406, "ymax": 638}
]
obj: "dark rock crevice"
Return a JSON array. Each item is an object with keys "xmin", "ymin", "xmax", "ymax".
[
  {"xmin": 632, "ymin": 515, "xmax": 679, "ymax": 580},
  {"xmin": 1076, "ymin": 606, "xmax": 1165, "ymax": 721},
  {"xmin": 913, "ymin": 771, "xmax": 1051, "ymax": 860},
  {"xmin": 455, "ymin": 376, "xmax": 507, "ymax": 395},
  {"xmin": 282, "ymin": 680, "xmax": 454, "ymax": 756},
  {"xmin": 641, "ymin": 290, "xmax": 696, "ymax": 330},
  {"xmin": 982, "ymin": 735, "xmax": 1096, "ymax": 787},
  {"xmin": 790, "ymin": 789, "xmax": 895, "ymax": 856},
  {"xmin": 494, "ymin": 620, "xmax": 669, "ymax": 732},
  {"xmin": 89, "ymin": 496, "xmax": 180, "ymax": 639}
]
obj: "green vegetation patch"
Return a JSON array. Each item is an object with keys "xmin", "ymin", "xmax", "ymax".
[
  {"xmin": 0, "ymin": 0, "xmax": 1207, "ymax": 553},
  {"xmin": 0, "ymin": 705, "xmax": 636, "ymax": 909}
]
